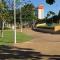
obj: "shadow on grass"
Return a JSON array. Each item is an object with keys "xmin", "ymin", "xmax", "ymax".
[
  {"xmin": 32, "ymin": 28, "xmax": 60, "ymax": 34},
  {"xmin": 0, "ymin": 45, "xmax": 60, "ymax": 60}
]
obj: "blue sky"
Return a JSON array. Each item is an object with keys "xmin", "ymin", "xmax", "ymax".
[
  {"xmin": 6, "ymin": 0, "xmax": 60, "ymax": 17},
  {"xmin": 30, "ymin": 0, "xmax": 60, "ymax": 17}
]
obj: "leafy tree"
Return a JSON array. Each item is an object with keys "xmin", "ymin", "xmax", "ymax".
[
  {"xmin": 47, "ymin": 11, "xmax": 55, "ymax": 18},
  {"xmin": 21, "ymin": 3, "xmax": 35, "ymax": 27},
  {"xmin": 46, "ymin": 0, "xmax": 55, "ymax": 5},
  {"xmin": 0, "ymin": 1, "xmax": 9, "ymax": 37},
  {"xmin": 46, "ymin": 11, "xmax": 55, "ymax": 24}
]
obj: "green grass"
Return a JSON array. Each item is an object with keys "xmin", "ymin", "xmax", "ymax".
[{"xmin": 0, "ymin": 30, "xmax": 32, "ymax": 45}]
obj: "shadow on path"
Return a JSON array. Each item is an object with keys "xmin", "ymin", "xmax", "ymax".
[
  {"xmin": 32, "ymin": 28, "xmax": 60, "ymax": 34},
  {"xmin": 0, "ymin": 45, "xmax": 42, "ymax": 60},
  {"xmin": 0, "ymin": 45, "xmax": 60, "ymax": 60}
]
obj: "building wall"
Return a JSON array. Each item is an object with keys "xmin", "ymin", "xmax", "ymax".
[{"xmin": 38, "ymin": 5, "xmax": 44, "ymax": 19}]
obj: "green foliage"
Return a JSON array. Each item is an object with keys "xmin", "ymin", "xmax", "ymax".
[
  {"xmin": 21, "ymin": 3, "xmax": 35, "ymax": 22},
  {"xmin": 16, "ymin": 0, "xmax": 20, "ymax": 3},
  {"xmin": 45, "ymin": 11, "xmax": 60, "ymax": 24},
  {"xmin": 46, "ymin": 11, "xmax": 55, "ymax": 19},
  {"xmin": 58, "ymin": 10, "xmax": 60, "ymax": 19},
  {"xmin": 46, "ymin": 0, "xmax": 55, "ymax": 5},
  {"xmin": 0, "ymin": 1, "xmax": 9, "ymax": 21},
  {"xmin": 7, "ymin": 10, "xmax": 14, "ymax": 23}
]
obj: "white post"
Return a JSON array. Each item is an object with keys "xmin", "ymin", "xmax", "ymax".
[
  {"xmin": 14, "ymin": 0, "xmax": 16, "ymax": 44},
  {"xmin": 20, "ymin": 0, "xmax": 23, "ymax": 32}
]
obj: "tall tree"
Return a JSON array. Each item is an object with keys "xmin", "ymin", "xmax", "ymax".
[
  {"xmin": 46, "ymin": 11, "xmax": 55, "ymax": 24},
  {"xmin": 21, "ymin": 3, "xmax": 35, "ymax": 27},
  {"xmin": 47, "ymin": 11, "xmax": 55, "ymax": 19},
  {"xmin": 0, "ymin": 0, "xmax": 9, "ymax": 37}
]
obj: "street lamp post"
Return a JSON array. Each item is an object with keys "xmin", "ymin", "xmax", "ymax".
[{"xmin": 14, "ymin": 0, "xmax": 16, "ymax": 44}]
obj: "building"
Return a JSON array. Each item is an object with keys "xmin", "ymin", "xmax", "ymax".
[{"xmin": 38, "ymin": 4, "xmax": 44, "ymax": 19}]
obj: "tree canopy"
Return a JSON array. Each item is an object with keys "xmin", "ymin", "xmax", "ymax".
[
  {"xmin": 0, "ymin": 2, "xmax": 9, "ymax": 21},
  {"xmin": 46, "ymin": 0, "xmax": 55, "ymax": 5},
  {"xmin": 21, "ymin": 3, "xmax": 35, "ymax": 22}
]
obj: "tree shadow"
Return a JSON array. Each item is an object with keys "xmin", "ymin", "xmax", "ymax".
[
  {"xmin": 32, "ymin": 28, "xmax": 60, "ymax": 34},
  {"xmin": 0, "ymin": 45, "xmax": 42, "ymax": 60},
  {"xmin": 49, "ymin": 58, "xmax": 60, "ymax": 60},
  {"xmin": 42, "ymin": 55, "xmax": 60, "ymax": 60},
  {"xmin": 0, "ymin": 45, "xmax": 60, "ymax": 60}
]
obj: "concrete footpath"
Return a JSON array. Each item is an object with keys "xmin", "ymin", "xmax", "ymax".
[{"xmin": 14, "ymin": 29, "xmax": 60, "ymax": 60}]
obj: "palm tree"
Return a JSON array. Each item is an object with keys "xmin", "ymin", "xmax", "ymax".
[
  {"xmin": 47, "ymin": 11, "xmax": 55, "ymax": 17},
  {"xmin": 47, "ymin": 11, "xmax": 55, "ymax": 22}
]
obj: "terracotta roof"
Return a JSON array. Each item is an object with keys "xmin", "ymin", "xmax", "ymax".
[{"xmin": 38, "ymin": 5, "xmax": 44, "ymax": 9}]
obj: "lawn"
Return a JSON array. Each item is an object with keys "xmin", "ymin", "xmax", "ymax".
[{"xmin": 0, "ymin": 30, "xmax": 32, "ymax": 45}]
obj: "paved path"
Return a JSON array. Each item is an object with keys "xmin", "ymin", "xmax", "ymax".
[
  {"xmin": 12, "ymin": 28, "xmax": 60, "ymax": 60},
  {"xmin": 16, "ymin": 28, "xmax": 60, "ymax": 54}
]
